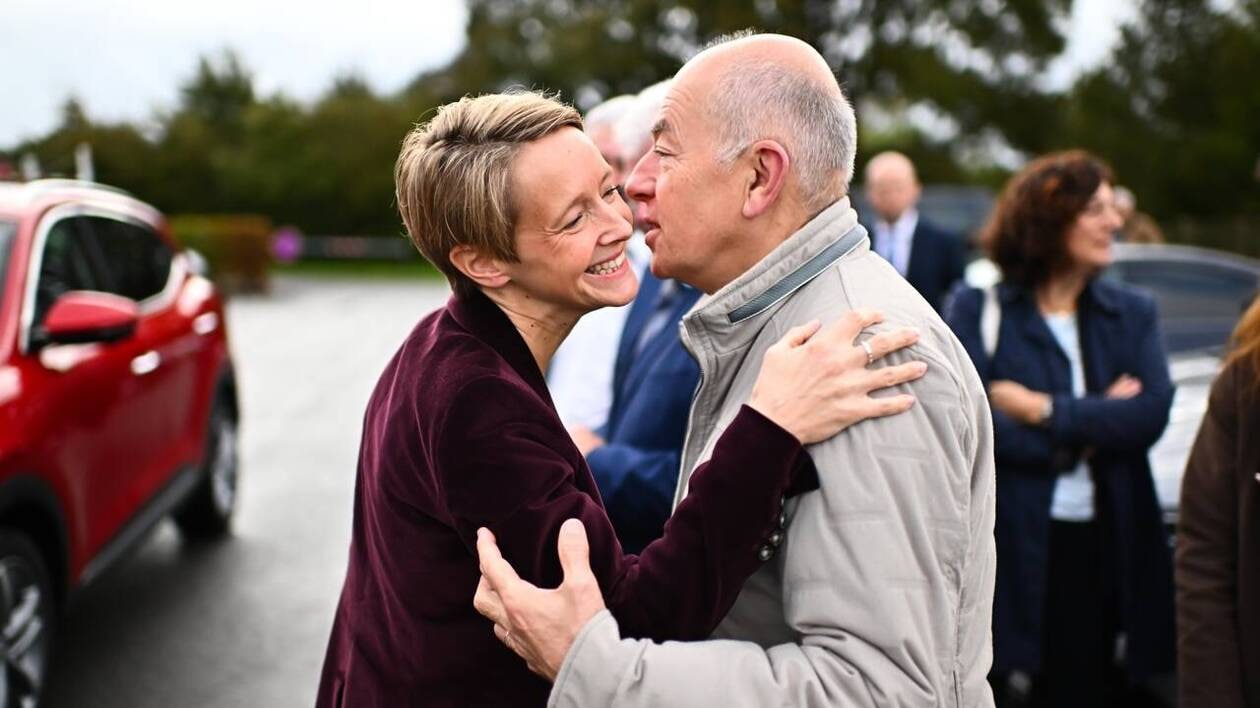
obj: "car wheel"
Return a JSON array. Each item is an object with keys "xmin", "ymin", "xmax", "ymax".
[
  {"xmin": 0, "ymin": 530, "xmax": 54, "ymax": 708},
  {"xmin": 174, "ymin": 398, "xmax": 238, "ymax": 539}
]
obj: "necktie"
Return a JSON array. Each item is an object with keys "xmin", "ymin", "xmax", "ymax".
[
  {"xmin": 876, "ymin": 222, "xmax": 896, "ymax": 264},
  {"xmin": 634, "ymin": 280, "xmax": 679, "ymax": 357}
]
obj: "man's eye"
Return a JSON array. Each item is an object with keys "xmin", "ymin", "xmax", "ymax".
[
  {"xmin": 565, "ymin": 212, "xmax": 586, "ymax": 230},
  {"xmin": 604, "ymin": 186, "xmax": 621, "ymax": 201}
]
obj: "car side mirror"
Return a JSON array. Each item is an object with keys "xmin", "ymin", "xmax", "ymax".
[
  {"xmin": 184, "ymin": 248, "xmax": 211, "ymax": 278},
  {"xmin": 38, "ymin": 291, "xmax": 139, "ymax": 347}
]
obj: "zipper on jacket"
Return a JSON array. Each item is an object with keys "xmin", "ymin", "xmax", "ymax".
[{"xmin": 675, "ymin": 318, "xmax": 708, "ymax": 509}]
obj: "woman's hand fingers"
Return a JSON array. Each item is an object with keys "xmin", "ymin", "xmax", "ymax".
[
  {"xmin": 858, "ymin": 393, "xmax": 918, "ymax": 419},
  {"xmin": 866, "ymin": 361, "xmax": 928, "ymax": 391},
  {"xmin": 774, "ymin": 320, "xmax": 822, "ymax": 350},
  {"xmin": 748, "ymin": 315, "xmax": 928, "ymax": 444},
  {"xmin": 1106, "ymin": 374, "xmax": 1143, "ymax": 399},
  {"xmin": 817, "ymin": 309, "xmax": 883, "ymax": 350},
  {"xmin": 851, "ymin": 327, "xmax": 920, "ymax": 367}
]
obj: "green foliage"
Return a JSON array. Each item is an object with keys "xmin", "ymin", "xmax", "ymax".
[
  {"xmin": 1062, "ymin": 0, "xmax": 1260, "ymax": 221},
  {"xmin": 431, "ymin": 0, "xmax": 1072, "ymax": 165},
  {"xmin": 169, "ymin": 213, "xmax": 272, "ymax": 293},
  {"xmin": 1, "ymin": 1, "xmax": 1256, "ymax": 239}
]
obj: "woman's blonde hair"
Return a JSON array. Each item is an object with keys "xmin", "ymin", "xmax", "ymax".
[{"xmin": 395, "ymin": 91, "xmax": 582, "ymax": 297}]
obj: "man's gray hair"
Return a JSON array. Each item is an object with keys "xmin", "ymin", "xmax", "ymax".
[{"xmin": 705, "ymin": 38, "xmax": 857, "ymax": 213}]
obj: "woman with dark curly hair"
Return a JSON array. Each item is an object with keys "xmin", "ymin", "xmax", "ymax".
[
  {"xmin": 945, "ymin": 150, "xmax": 1176, "ymax": 706},
  {"xmin": 1177, "ymin": 294, "xmax": 1260, "ymax": 708}
]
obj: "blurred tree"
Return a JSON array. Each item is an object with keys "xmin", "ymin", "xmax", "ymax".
[
  {"xmin": 414, "ymin": 0, "xmax": 1074, "ymax": 180},
  {"xmin": 1063, "ymin": 0, "xmax": 1260, "ymax": 220},
  {"xmin": 178, "ymin": 50, "xmax": 256, "ymax": 143},
  {"xmin": 4, "ymin": 2, "xmax": 1254, "ymax": 240},
  {"xmin": 222, "ymin": 80, "xmax": 415, "ymax": 234}
]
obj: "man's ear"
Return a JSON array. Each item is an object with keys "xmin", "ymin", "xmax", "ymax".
[
  {"xmin": 449, "ymin": 244, "xmax": 511, "ymax": 289},
  {"xmin": 742, "ymin": 140, "xmax": 791, "ymax": 219}
]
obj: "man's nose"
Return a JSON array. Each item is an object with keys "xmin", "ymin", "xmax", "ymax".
[{"xmin": 625, "ymin": 152, "xmax": 657, "ymax": 203}]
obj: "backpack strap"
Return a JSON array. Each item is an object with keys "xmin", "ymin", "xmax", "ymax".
[{"xmin": 981, "ymin": 284, "xmax": 1000, "ymax": 359}]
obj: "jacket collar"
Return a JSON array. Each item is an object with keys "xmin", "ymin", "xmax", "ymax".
[
  {"xmin": 1083, "ymin": 276, "xmax": 1123, "ymax": 315},
  {"xmin": 996, "ymin": 275, "xmax": 1121, "ymax": 316},
  {"xmin": 683, "ymin": 198, "xmax": 865, "ymax": 350},
  {"xmin": 446, "ymin": 288, "xmax": 555, "ymax": 405}
]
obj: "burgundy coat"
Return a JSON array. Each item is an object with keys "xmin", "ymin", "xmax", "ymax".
[{"xmin": 315, "ymin": 290, "xmax": 808, "ymax": 707}]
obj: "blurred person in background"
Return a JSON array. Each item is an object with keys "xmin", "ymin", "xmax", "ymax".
[
  {"xmin": 585, "ymin": 94, "xmax": 637, "ymax": 185},
  {"xmin": 865, "ymin": 150, "xmax": 967, "ymax": 311},
  {"xmin": 945, "ymin": 150, "xmax": 1176, "ymax": 707},
  {"xmin": 316, "ymin": 90, "xmax": 924, "ymax": 707},
  {"xmin": 1113, "ymin": 185, "xmax": 1166, "ymax": 245},
  {"xmin": 1177, "ymin": 294, "xmax": 1260, "ymax": 708},
  {"xmin": 547, "ymin": 94, "xmax": 647, "ymax": 431},
  {"xmin": 568, "ymin": 79, "xmax": 701, "ymax": 553}
]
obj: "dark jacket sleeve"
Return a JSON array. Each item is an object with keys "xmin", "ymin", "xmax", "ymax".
[
  {"xmin": 944, "ymin": 285, "xmax": 1061, "ymax": 471},
  {"xmin": 439, "ymin": 376, "xmax": 802, "ymax": 643},
  {"xmin": 584, "ymin": 443, "xmax": 679, "ymax": 544},
  {"xmin": 945, "ymin": 231, "xmax": 967, "ymax": 304},
  {"xmin": 1176, "ymin": 362, "xmax": 1246, "ymax": 708},
  {"xmin": 1046, "ymin": 294, "xmax": 1174, "ymax": 453}
]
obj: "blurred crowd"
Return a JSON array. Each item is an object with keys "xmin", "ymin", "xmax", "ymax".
[{"xmin": 554, "ymin": 86, "xmax": 1260, "ymax": 708}]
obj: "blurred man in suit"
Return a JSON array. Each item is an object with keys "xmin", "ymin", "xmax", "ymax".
[
  {"xmin": 574, "ymin": 270, "xmax": 701, "ymax": 553},
  {"xmin": 567, "ymin": 81, "xmax": 699, "ymax": 554},
  {"xmin": 865, "ymin": 151, "xmax": 965, "ymax": 311}
]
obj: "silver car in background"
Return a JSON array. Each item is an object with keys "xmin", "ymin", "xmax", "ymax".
[{"xmin": 1106, "ymin": 244, "xmax": 1260, "ymax": 527}]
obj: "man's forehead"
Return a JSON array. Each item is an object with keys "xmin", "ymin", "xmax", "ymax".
[{"xmin": 650, "ymin": 85, "xmax": 695, "ymax": 140}]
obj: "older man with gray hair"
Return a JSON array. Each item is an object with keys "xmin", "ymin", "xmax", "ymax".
[{"xmin": 477, "ymin": 32, "xmax": 996, "ymax": 707}]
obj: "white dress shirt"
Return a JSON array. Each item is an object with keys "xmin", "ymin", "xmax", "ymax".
[{"xmin": 873, "ymin": 209, "xmax": 919, "ymax": 277}]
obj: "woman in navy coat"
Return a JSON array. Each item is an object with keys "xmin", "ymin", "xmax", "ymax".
[
  {"xmin": 945, "ymin": 150, "xmax": 1176, "ymax": 706},
  {"xmin": 315, "ymin": 92, "xmax": 924, "ymax": 707}
]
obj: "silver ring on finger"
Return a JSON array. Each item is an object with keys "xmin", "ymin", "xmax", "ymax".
[{"xmin": 860, "ymin": 339, "xmax": 875, "ymax": 366}]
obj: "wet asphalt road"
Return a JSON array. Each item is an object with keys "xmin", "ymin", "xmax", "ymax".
[{"xmin": 44, "ymin": 276, "xmax": 451, "ymax": 708}]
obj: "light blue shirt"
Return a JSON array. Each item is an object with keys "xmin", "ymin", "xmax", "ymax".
[
  {"xmin": 1043, "ymin": 312, "xmax": 1094, "ymax": 521},
  {"xmin": 873, "ymin": 209, "xmax": 918, "ymax": 277}
]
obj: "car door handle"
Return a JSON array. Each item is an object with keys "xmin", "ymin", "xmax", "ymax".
[{"xmin": 131, "ymin": 350, "xmax": 161, "ymax": 376}]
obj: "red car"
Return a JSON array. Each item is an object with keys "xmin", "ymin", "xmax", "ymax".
[{"xmin": 0, "ymin": 179, "xmax": 239, "ymax": 705}]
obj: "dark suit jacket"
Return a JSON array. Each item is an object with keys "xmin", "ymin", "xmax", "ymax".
[
  {"xmin": 945, "ymin": 278, "xmax": 1176, "ymax": 678},
  {"xmin": 1177, "ymin": 356, "xmax": 1260, "ymax": 707},
  {"xmin": 588, "ymin": 272, "xmax": 702, "ymax": 552},
  {"xmin": 315, "ymin": 289, "xmax": 806, "ymax": 707},
  {"xmin": 872, "ymin": 216, "xmax": 966, "ymax": 311}
]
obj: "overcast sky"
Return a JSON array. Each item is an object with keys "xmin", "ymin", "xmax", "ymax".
[{"xmin": 0, "ymin": 0, "xmax": 1135, "ymax": 147}]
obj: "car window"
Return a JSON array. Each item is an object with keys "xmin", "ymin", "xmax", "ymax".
[
  {"xmin": 0, "ymin": 220, "xmax": 13, "ymax": 315},
  {"xmin": 84, "ymin": 216, "xmax": 174, "ymax": 303},
  {"xmin": 1109, "ymin": 259, "xmax": 1259, "ymax": 353},
  {"xmin": 33, "ymin": 216, "xmax": 110, "ymax": 328}
]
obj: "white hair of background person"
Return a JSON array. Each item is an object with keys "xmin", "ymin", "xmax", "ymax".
[
  {"xmin": 615, "ymin": 80, "xmax": 672, "ymax": 163},
  {"xmin": 1113, "ymin": 185, "xmax": 1136, "ymax": 213},
  {"xmin": 584, "ymin": 94, "xmax": 637, "ymax": 129}
]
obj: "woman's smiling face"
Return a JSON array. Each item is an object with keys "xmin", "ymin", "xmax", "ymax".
[{"xmin": 503, "ymin": 126, "xmax": 639, "ymax": 318}]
